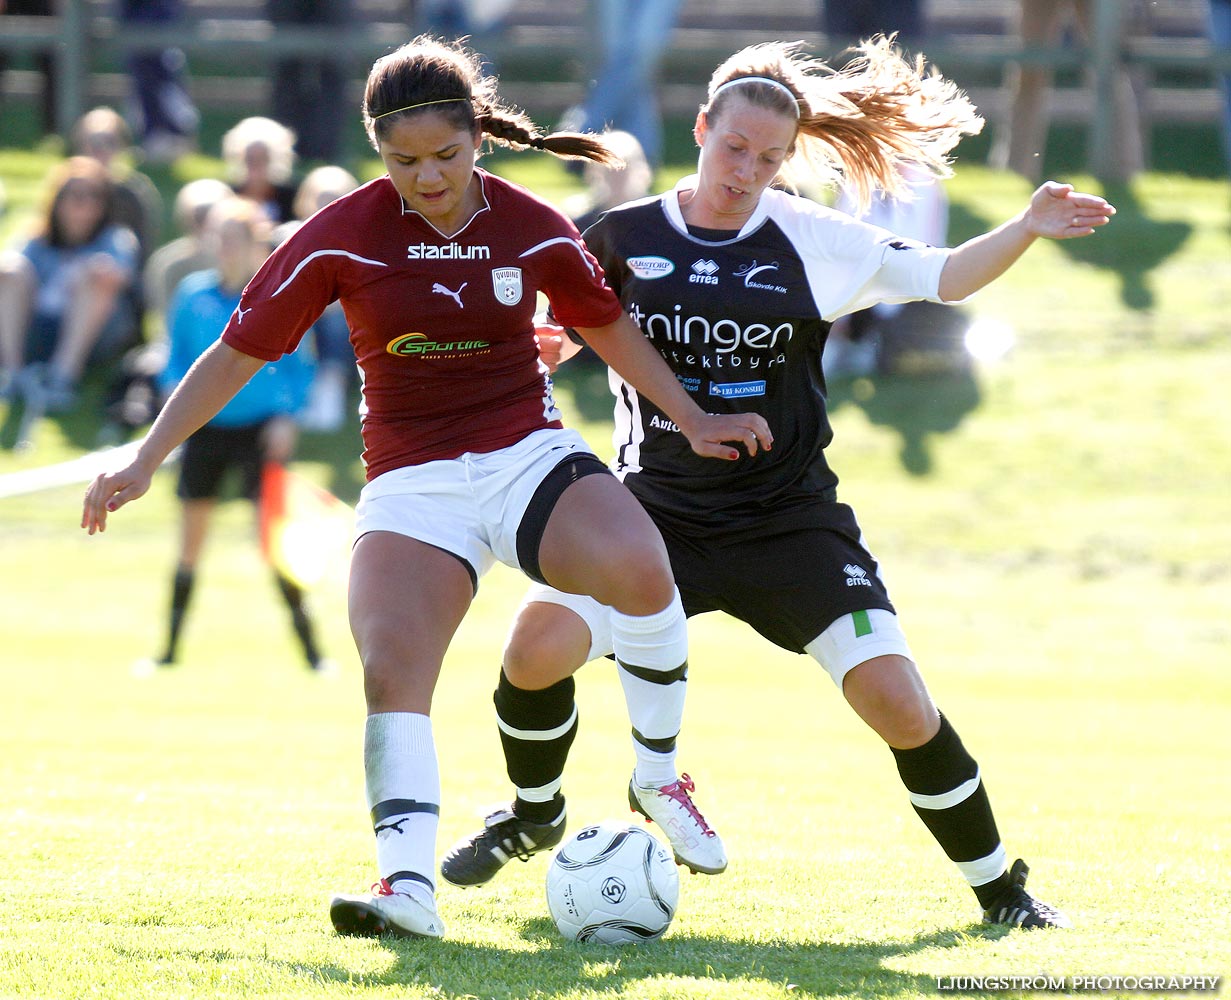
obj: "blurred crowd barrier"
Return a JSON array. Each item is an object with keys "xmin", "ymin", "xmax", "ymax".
[{"xmin": 1, "ymin": 0, "xmax": 1228, "ymax": 178}]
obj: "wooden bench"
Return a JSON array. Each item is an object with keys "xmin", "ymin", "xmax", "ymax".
[{"xmin": 1, "ymin": 0, "xmax": 1224, "ymax": 150}]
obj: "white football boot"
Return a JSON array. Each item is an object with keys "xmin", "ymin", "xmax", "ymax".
[
  {"xmin": 628, "ymin": 772, "xmax": 728, "ymax": 874},
  {"xmin": 329, "ymin": 880, "xmax": 445, "ymax": 939}
]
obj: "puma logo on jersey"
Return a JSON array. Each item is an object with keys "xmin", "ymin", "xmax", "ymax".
[{"xmin": 432, "ymin": 281, "xmax": 467, "ymax": 308}]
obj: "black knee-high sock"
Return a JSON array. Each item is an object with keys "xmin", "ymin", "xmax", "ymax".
[
  {"xmin": 493, "ymin": 670, "xmax": 577, "ymax": 824},
  {"xmin": 890, "ymin": 712, "xmax": 1010, "ymax": 907},
  {"xmin": 161, "ymin": 567, "xmax": 195, "ymax": 663},
  {"xmin": 274, "ymin": 571, "xmax": 322, "ymax": 668}
]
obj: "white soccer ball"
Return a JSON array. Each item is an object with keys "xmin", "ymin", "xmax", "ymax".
[{"xmin": 546, "ymin": 820, "xmax": 680, "ymax": 944}]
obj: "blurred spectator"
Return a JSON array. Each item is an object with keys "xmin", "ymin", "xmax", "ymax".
[
  {"xmin": 266, "ymin": 0, "xmax": 352, "ymax": 164},
  {"xmin": 273, "ymin": 164, "xmax": 361, "ymax": 433},
  {"xmin": 988, "ymin": 0, "xmax": 1144, "ymax": 182},
  {"xmin": 72, "ymin": 106, "xmax": 165, "ymax": 266},
  {"xmin": 222, "ymin": 116, "xmax": 299, "ymax": 225},
  {"xmin": 1209, "ymin": 0, "xmax": 1231, "ymax": 169},
  {"xmin": 143, "ymin": 177, "xmax": 233, "ymax": 335},
  {"xmin": 0, "ymin": 0, "xmax": 56, "ymax": 136},
  {"xmin": 145, "ymin": 195, "xmax": 329, "ymax": 673},
  {"xmin": 826, "ymin": 164, "xmax": 950, "ymax": 377},
  {"xmin": 118, "ymin": 0, "xmax": 200, "ymax": 163},
  {"xmin": 97, "ymin": 177, "xmax": 233, "ymax": 443},
  {"xmin": 819, "ymin": 0, "xmax": 925, "ymax": 46},
  {"xmin": 412, "ymin": 0, "xmax": 515, "ymax": 38},
  {"xmin": 0, "ymin": 157, "xmax": 139, "ymax": 412},
  {"xmin": 561, "ymin": 0, "xmax": 684, "ymax": 169},
  {"xmin": 564, "ymin": 129, "xmax": 654, "ymax": 234}
]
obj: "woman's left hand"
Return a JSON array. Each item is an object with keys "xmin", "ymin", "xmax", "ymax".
[
  {"xmin": 678, "ymin": 411, "xmax": 773, "ymax": 461},
  {"xmin": 1027, "ymin": 181, "xmax": 1116, "ymax": 239},
  {"xmin": 534, "ymin": 320, "xmax": 583, "ymax": 373}
]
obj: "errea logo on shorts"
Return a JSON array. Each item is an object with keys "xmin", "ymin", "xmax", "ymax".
[
  {"xmin": 844, "ymin": 564, "xmax": 872, "ymax": 587},
  {"xmin": 627, "ymin": 255, "xmax": 674, "ymax": 279}
]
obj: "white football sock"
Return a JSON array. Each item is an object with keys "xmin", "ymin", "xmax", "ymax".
[
  {"xmin": 364, "ymin": 712, "xmax": 439, "ymax": 906},
  {"xmin": 611, "ymin": 590, "xmax": 688, "ymax": 788}
]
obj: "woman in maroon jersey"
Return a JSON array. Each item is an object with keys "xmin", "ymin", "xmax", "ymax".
[{"xmin": 81, "ymin": 34, "xmax": 771, "ymax": 941}]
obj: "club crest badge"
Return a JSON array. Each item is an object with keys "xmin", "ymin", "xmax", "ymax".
[{"xmin": 492, "ymin": 267, "xmax": 523, "ymax": 306}]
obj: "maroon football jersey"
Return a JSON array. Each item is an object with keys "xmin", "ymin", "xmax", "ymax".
[{"xmin": 222, "ymin": 169, "xmax": 623, "ymax": 478}]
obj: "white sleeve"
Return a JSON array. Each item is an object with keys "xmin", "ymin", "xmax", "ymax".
[{"xmin": 783, "ymin": 199, "xmax": 956, "ymax": 321}]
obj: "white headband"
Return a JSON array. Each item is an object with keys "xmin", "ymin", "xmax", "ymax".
[{"xmin": 710, "ymin": 76, "xmax": 800, "ymax": 117}]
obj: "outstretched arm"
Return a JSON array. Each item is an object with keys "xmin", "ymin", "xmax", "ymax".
[
  {"xmin": 575, "ymin": 313, "xmax": 773, "ymax": 462},
  {"xmin": 82, "ymin": 340, "xmax": 265, "ymax": 533},
  {"xmin": 938, "ymin": 181, "xmax": 1115, "ymax": 302}
]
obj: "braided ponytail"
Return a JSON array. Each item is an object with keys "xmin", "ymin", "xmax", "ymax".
[
  {"xmin": 363, "ymin": 34, "xmax": 621, "ymax": 167},
  {"xmin": 482, "ymin": 109, "xmax": 624, "ymax": 166}
]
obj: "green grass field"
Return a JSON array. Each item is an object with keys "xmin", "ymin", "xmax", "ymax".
[{"xmin": 1, "ymin": 146, "xmax": 1229, "ymax": 999}]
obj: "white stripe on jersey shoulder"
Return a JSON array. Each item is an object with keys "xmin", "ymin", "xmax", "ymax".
[
  {"xmin": 270, "ymin": 249, "xmax": 386, "ymax": 299},
  {"xmin": 519, "ymin": 236, "xmax": 598, "ymax": 277}
]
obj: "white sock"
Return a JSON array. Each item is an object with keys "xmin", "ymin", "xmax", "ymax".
[
  {"xmin": 611, "ymin": 590, "xmax": 687, "ymax": 788},
  {"xmin": 364, "ymin": 712, "xmax": 439, "ymax": 906}
]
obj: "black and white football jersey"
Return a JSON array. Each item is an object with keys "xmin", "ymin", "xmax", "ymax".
[{"xmin": 583, "ymin": 175, "xmax": 954, "ymax": 532}]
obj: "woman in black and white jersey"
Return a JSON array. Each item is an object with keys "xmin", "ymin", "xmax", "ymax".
[{"xmin": 442, "ymin": 36, "xmax": 1114, "ymax": 931}]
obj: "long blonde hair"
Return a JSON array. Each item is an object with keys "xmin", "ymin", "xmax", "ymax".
[{"xmin": 702, "ymin": 37, "xmax": 984, "ymax": 212}]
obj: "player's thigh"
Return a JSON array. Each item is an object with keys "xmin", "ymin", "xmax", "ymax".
[
  {"xmin": 536, "ymin": 474, "xmax": 674, "ymax": 614},
  {"xmin": 348, "ymin": 529, "xmax": 473, "ymax": 712}
]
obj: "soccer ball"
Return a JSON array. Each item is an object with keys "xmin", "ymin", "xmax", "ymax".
[{"xmin": 546, "ymin": 820, "xmax": 680, "ymax": 944}]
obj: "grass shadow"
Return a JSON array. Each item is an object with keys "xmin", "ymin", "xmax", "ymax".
[
  {"xmin": 108, "ymin": 922, "xmax": 995, "ymax": 999},
  {"xmin": 1056, "ymin": 181, "xmax": 1192, "ymax": 312},
  {"xmin": 827, "ymin": 369, "xmax": 983, "ymax": 477}
]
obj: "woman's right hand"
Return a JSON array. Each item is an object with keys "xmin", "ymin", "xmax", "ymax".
[{"xmin": 81, "ymin": 461, "xmax": 154, "ymax": 534}]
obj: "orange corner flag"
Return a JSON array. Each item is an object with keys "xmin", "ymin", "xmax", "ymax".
[{"xmin": 259, "ymin": 463, "xmax": 354, "ymax": 589}]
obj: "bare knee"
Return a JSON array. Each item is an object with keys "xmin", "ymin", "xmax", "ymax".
[
  {"xmin": 503, "ymin": 603, "xmax": 590, "ymax": 690},
  {"xmin": 843, "ymin": 655, "xmax": 940, "ymax": 750},
  {"xmin": 593, "ymin": 539, "xmax": 676, "ymax": 615}
]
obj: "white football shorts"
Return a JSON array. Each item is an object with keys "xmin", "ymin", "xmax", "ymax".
[
  {"xmin": 354, "ymin": 427, "xmax": 598, "ymax": 588},
  {"xmin": 518, "ymin": 584, "xmax": 912, "ymax": 688}
]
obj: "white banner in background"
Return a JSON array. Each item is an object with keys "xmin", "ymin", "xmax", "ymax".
[{"xmin": 0, "ymin": 442, "xmax": 175, "ymax": 500}]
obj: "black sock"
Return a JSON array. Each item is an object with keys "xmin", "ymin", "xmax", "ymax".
[
  {"xmin": 493, "ymin": 669, "xmax": 576, "ymax": 824},
  {"xmin": 161, "ymin": 566, "xmax": 195, "ymax": 663},
  {"xmin": 274, "ymin": 571, "xmax": 322, "ymax": 667},
  {"xmin": 891, "ymin": 712, "xmax": 1005, "ymax": 906}
]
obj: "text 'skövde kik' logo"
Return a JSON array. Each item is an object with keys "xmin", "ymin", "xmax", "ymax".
[
  {"xmin": 735, "ymin": 259, "xmax": 788, "ymax": 294},
  {"xmin": 844, "ymin": 563, "xmax": 872, "ymax": 587},
  {"xmin": 492, "ymin": 267, "xmax": 523, "ymax": 306},
  {"xmin": 690, "ymin": 259, "xmax": 720, "ymax": 285}
]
